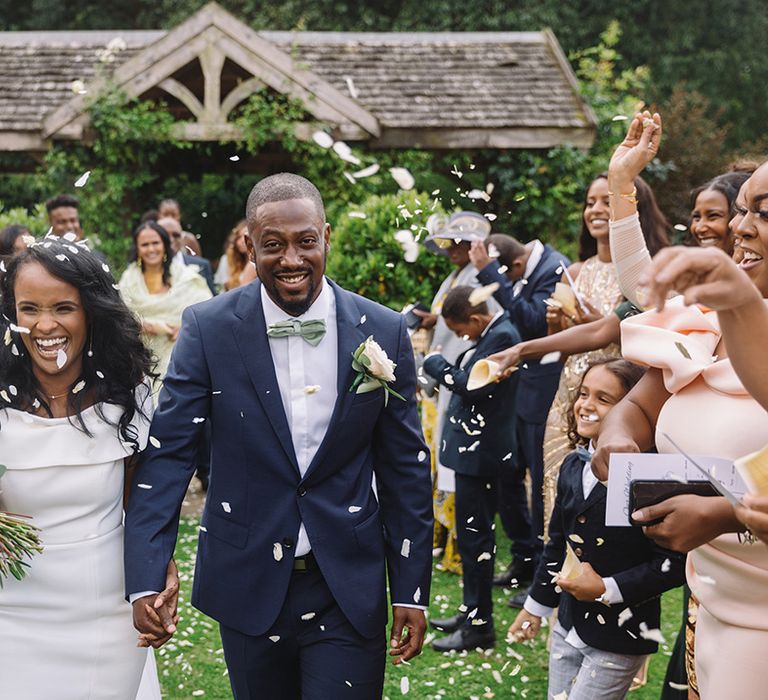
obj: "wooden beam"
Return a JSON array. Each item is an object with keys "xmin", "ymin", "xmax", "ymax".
[
  {"xmin": 370, "ymin": 127, "xmax": 596, "ymax": 150},
  {"xmin": 158, "ymin": 78, "xmax": 205, "ymax": 119},
  {"xmin": 220, "ymin": 76, "xmax": 264, "ymax": 119},
  {"xmin": 0, "ymin": 132, "xmax": 48, "ymax": 152},
  {"xmin": 199, "ymin": 42, "xmax": 226, "ymax": 122}
]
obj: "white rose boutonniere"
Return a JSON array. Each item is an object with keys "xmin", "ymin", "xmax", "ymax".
[{"xmin": 350, "ymin": 336, "xmax": 405, "ymax": 405}]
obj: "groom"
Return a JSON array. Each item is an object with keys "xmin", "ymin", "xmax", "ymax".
[{"xmin": 124, "ymin": 173, "xmax": 433, "ymax": 698}]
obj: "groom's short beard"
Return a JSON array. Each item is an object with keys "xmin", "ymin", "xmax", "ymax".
[{"xmin": 267, "ymin": 277, "xmax": 318, "ymax": 317}]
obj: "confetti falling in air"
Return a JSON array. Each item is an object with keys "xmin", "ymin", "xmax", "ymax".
[
  {"xmin": 9, "ymin": 323, "xmax": 30, "ymax": 334},
  {"xmin": 401, "ymin": 539, "xmax": 411, "ymax": 558},
  {"xmin": 138, "ymin": 483, "xmax": 153, "ymax": 490},
  {"xmin": 444, "ymin": 374, "xmax": 454, "ymax": 386},
  {"xmin": 312, "ymin": 131, "xmax": 334, "ymax": 148},
  {"xmin": 417, "ymin": 450, "xmax": 427, "ymax": 462},
  {"xmin": 344, "ymin": 75, "xmax": 359, "ymax": 99},
  {"xmin": 273, "ymin": 543, "xmax": 283, "ymax": 561},
  {"xmin": 345, "ymin": 680, "xmax": 353, "ymax": 688},
  {"xmin": 611, "ymin": 114, "xmax": 629, "ymax": 121},
  {"xmin": 661, "ymin": 558, "xmax": 671, "ymax": 573},
  {"xmin": 477, "ymin": 552, "xmax": 491, "ymax": 562},
  {"xmin": 540, "ymin": 351, "xmax": 562, "ymax": 365},
  {"xmin": 300, "ymin": 612, "xmax": 316, "ymax": 621},
  {"xmin": 72, "ymin": 380, "xmax": 86, "ymax": 394},
  {"xmin": 413, "ymin": 587, "xmax": 421, "ymax": 603},
  {"xmin": 352, "ymin": 163, "xmax": 380, "ymax": 179},
  {"xmin": 192, "ymin": 417, "xmax": 206, "ymax": 423},
  {"xmin": 468, "ymin": 283, "xmax": 500, "ymax": 306},
  {"xmin": 221, "ymin": 502, "xmax": 232, "ymax": 513},
  {"xmin": 102, "ymin": 263, "xmax": 110, "ymax": 273},
  {"xmin": 332, "ymin": 141, "xmax": 361, "ymax": 165},
  {"xmin": 71, "ymin": 79, "xmax": 87, "ymax": 95},
  {"xmin": 269, "ymin": 635, "xmax": 280, "ymax": 643},
  {"xmin": 149, "ymin": 436, "xmax": 161, "ymax": 448},
  {"xmin": 229, "ymin": 155, "xmax": 240, "ymax": 162},
  {"xmin": 389, "ymin": 167, "xmax": 415, "ymax": 190},
  {"xmin": 348, "ymin": 211, "xmax": 367, "ymax": 219},
  {"xmin": 360, "ymin": 315, "xmax": 367, "ymax": 324},
  {"xmin": 348, "ymin": 505, "xmax": 362, "ymax": 513},
  {"xmin": 192, "ymin": 692, "xmax": 205, "ymax": 697},
  {"xmin": 568, "ymin": 534, "xmax": 584, "ymax": 544},
  {"xmin": 0, "ymin": 390, "xmax": 9, "ymax": 403},
  {"xmin": 618, "ymin": 608, "xmax": 633, "ymax": 626},
  {"xmin": 400, "ymin": 676, "xmax": 410, "ymax": 694},
  {"xmin": 55, "ymin": 349, "xmax": 67, "ymax": 368},
  {"xmin": 674, "ymin": 223, "xmax": 688, "ymax": 232},
  {"xmin": 96, "ymin": 371, "xmax": 105, "ymax": 379},
  {"xmin": 638, "ymin": 622, "xmax": 665, "ymax": 644},
  {"xmin": 74, "ymin": 171, "xmax": 91, "ymax": 188}
]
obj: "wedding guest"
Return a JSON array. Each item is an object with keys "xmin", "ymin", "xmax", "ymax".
[
  {"xmin": 417, "ymin": 211, "xmax": 498, "ymax": 575},
  {"xmin": 156, "ymin": 216, "xmax": 216, "ymax": 295},
  {"xmin": 510, "ymin": 359, "xmax": 685, "ymax": 699},
  {"xmin": 0, "ymin": 223, "xmax": 31, "ymax": 259},
  {"xmin": 46, "ymin": 193, "xmax": 82, "ymax": 239},
  {"xmin": 224, "ymin": 219, "xmax": 257, "ymax": 290},
  {"xmin": 468, "ymin": 232, "xmax": 569, "ymax": 592},
  {"xmin": 592, "ymin": 158, "xmax": 768, "ymax": 698},
  {"xmin": 538, "ymin": 172, "xmax": 669, "ymax": 583},
  {"xmin": 423, "ymin": 286, "xmax": 521, "ymax": 651},
  {"xmin": 157, "ymin": 198, "xmax": 181, "ymax": 222},
  {"xmin": 0, "ymin": 235, "xmax": 177, "ymax": 699},
  {"xmin": 118, "ymin": 221, "xmax": 212, "ymax": 390}
]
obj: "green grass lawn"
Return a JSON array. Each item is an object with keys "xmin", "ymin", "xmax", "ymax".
[{"xmin": 159, "ymin": 517, "xmax": 681, "ymax": 699}]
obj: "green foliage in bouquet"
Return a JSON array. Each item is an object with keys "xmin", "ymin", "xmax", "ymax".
[
  {"xmin": 0, "ymin": 465, "xmax": 43, "ymax": 586},
  {"xmin": 327, "ymin": 190, "xmax": 451, "ymax": 311}
]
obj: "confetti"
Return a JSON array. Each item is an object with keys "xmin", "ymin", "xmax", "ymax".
[
  {"xmin": 273, "ymin": 543, "xmax": 283, "ymax": 561},
  {"xmin": 0, "ymin": 390, "xmax": 9, "ymax": 403},
  {"xmin": 413, "ymin": 587, "xmax": 421, "ymax": 603},
  {"xmin": 352, "ymin": 163, "xmax": 380, "ymax": 179},
  {"xmin": 389, "ymin": 167, "xmax": 415, "ymax": 190},
  {"xmin": 221, "ymin": 502, "xmax": 232, "ymax": 513},
  {"xmin": 72, "ymin": 380, "xmax": 86, "ymax": 394},
  {"xmin": 9, "ymin": 323, "xmax": 30, "ymax": 334},
  {"xmin": 312, "ymin": 131, "xmax": 334, "ymax": 148},
  {"xmin": 674, "ymin": 223, "xmax": 688, "ymax": 232},
  {"xmin": 467, "ymin": 189, "xmax": 491, "ymax": 202},
  {"xmin": 618, "ymin": 608, "xmax": 633, "ymax": 626},
  {"xmin": 56, "ymin": 349, "xmax": 68, "ymax": 368},
  {"xmin": 540, "ymin": 351, "xmax": 562, "ymax": 365},
  {"xmin": 348, "ymin": 211, "xmax": 367, "ymax": 219},
  {"xmin": 304, "ymin": 385, "xmax": 321, "ymax": 395},
  {"xmin": 661, "ymin": 558, "xmax": 671, "ymax": 573},
  {"xmin": 344, "ymin": 75, "xmax": 359, "ymax": 99},
  {"xmin": 477, "ymin": 552, "xmax": 492, "ymax": 562},
  {"xmin": 301, "ymin": 612, "xmax": 316, "ymax": 621},
  {"xmin": 192, "ymin": 417, "xmax": 206, "ymax": 423},
  {"xmin": 332, "ymin": 141, "xmax": 361, "ymax": 165},
  {"xmin": 468, "ymin": 283, "xmax": 499, "ymax": 306},
  {"xmin": 229, "ymin": 155, "xmax": 240, "ymax": 162},
  {"xmin": 401, "ymin": 539, "xmax": 411, "ymax": 558},
  {"xmin": 401, "ymin": 676, "xmax": 410, "ymax": 694},
  {"xmin": 638, "ymin": 622, "xmax": 665, "ymax": 644},
  {"xmin": 417, "ymin": 450, "xmax": 427, "ymax": 462},
  {"xmin": 137, "ymin": 483, "xmax": 153, "ymax": 490},
  {"xmin": 698, "ymin": 575, "xmax": 716, "ymax": 585},
  {"xmin": 348, "ymin": 505, "xmax": 362, "ymax": 513},
  {"xmin": 568, "ymin": 534, "xmax": 584, "ymax": 544},
  {"xmin": 611, "ymin": 114, "xmax": 629, "ymax": 121},
  {"xmin": 70, "ymin": 79, "xmax": 87, "ymax": 95},
  {"xmin": 345, "ymin": 680, "xmax": 353, "ymax": 688},
  {"xmin": 668, "ymin": 682, "xmax": 689, "ymax": 691},
  {"xmin": 360, "ymin": 315, "xmax": 367, "ymax": 324},
  {"xmin": 74, "ymin": 171, "xmax": 91, "ymax": 188}
]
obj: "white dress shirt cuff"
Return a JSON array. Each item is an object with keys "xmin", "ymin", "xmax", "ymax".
[
  {"xmin": 523, "ymin": 596, "xmax": 554, "ymax": 619},
  {"xmin": 129, "ymin": 590, "xmax": 159, "ymax": 604},
  {"xmin": 600, "ymin": 577, "xmax": 624, "ymax": 605},
  {"xmin": 393, "ymin": 603, "xmax": 427, "ymax": 611}
]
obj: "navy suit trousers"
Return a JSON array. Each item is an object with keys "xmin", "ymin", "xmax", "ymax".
[{"xmin": 220, "ymin": 567, "xmax": 386, "ymax": 700}]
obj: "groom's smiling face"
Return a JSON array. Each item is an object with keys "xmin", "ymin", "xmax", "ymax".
[{"xmin": 247, "ymin": 197, "xmax": 331, "ymax": 317}]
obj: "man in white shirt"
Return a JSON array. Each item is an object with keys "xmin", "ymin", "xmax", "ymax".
[{"xmin": 125, "ymin": 173, "xmax": 433, "ymax": 699}]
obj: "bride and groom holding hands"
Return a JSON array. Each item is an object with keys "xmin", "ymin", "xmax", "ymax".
[{"xmin": 0, "ymin": 172, "xmax": 432, "ymax": 700}]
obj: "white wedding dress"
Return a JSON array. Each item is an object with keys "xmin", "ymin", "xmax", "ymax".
[{"xmin": 0, "ymin": 388, "xmax": 162, "ymax": 700}]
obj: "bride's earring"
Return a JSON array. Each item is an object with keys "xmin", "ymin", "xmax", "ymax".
[{"xmin": 87, "ymin": 330, "xmax": 94, "ymax": 358}]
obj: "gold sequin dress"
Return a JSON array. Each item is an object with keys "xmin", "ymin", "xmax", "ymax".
[{"xmin": 542, "ymin": 257, "xmax": 623, "ymax": 527}]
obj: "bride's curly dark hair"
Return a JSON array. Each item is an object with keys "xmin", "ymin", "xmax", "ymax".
[{"xmin": 0, "ymin": 237, "xmax": 155, "ymax": 449}]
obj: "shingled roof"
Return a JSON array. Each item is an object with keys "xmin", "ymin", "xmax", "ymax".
[{"xmin": 0, "ymin": 3, "xmax": 596, "ymax": 153}]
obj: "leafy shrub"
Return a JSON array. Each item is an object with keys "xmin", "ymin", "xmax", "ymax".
[{"xmin": 327, "ymin": 190, "xmax": 451, "ymax": 310}]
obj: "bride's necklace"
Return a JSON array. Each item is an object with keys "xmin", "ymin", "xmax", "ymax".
[{"xmin": 42, "ymin": 389, "xmax": 69, "ymax": 401}]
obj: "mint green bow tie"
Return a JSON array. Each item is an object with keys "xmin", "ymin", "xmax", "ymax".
[{"xmin": 266, "ymin": 318, "xmax": 327, "ymax": 346}]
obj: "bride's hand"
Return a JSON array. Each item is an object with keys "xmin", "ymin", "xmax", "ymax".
[
  {"xmin": 134, "ymin": 560, "xmax": 179, "ymax": 649},
  {"xmin": 608, "ymin": 110, "xmax": 662, "ymax": 188}
]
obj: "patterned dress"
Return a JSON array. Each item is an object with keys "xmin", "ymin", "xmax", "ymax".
[{"xmin": 542, "ymin": 257, "xmax": 623, "ymax": 527}]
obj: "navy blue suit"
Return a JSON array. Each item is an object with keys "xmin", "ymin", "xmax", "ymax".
[
  {"xmin": 530, "ymin": 452, "xmax": 685, "ymax": 654},
  {"xmin": 423, "ymin": 313, "xmax": 521, "ymax": 621},
  {"xmin": 124, "ymin": 279, "xmax": 433, "ymax": 697},
  {"xmin": 476, "ymin": 245, "xmax": 569, "ymax": 564}
]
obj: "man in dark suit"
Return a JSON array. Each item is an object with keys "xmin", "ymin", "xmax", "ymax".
[
  {"xmin": 125, "ymin": 173, "xmax": 433, "ymax": 699},
  {"xmin": 422, "ymin": 286, "xmax": 521, "ymax": 651},
  {"xmin": 470, "ymin": 234, "xmax": 569, "ymax": 600},
  {"xmin": 158, "ymin": 215, "xmax": 217, "ymax": 295}
]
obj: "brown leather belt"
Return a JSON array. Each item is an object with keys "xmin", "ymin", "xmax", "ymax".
[{"xmin": 292, "ymin": 552, "xmax": 318, "ymax": 572}]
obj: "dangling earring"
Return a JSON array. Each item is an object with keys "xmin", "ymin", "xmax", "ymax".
[
  {"xmin": 163, "ymin": 253, "xmax": 168, "ymax": 262},
  {"xmin": 138, "ymin": 257, "xmax": 144, "ymax": 271},
  {"xmin": 87, "ymin": 328, "xmax": 94, "ymax": 358}
]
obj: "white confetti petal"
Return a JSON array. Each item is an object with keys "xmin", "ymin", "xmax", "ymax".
[
  {"xmin": 304, "ymin": 385, "xmax": 321, "ymax": 395},
  {"xmin": 192, "ymin": 417, "xmax": 206, "ymax": 423},
  {"xmin": 74, "ymin": 170, "xmax": 91, "ymax": 188},
  {"xmin": 149, "ymin": 436, "xmax": 161, "ymax": 448},
  {"xmin": 221, "ymin": 501, "xmax": 232, "ymax": 513},
  {"xmin": 348, "ymin": 505, "xmax": 362, "ymax": 513},
  {"xmin": 540, "ymin": 351, "xmax": 562, "ymax": 365},
  {"xmin": 229, "ymin": 155, "xmax": 240, "ymax": 162},
  {"xmin": 674, "ymin": 223, "xmax": 688, "ymax": 232},
  {"xmin": 389, "ymin": 167, "xmax": 415, "ymax": 190},
  {"xmin": 101, "ymin": 263, "xmax": 110, "ymax": 273},
  {"xmin": 344, "ymin": 75, "xmax": 359, "ymax": 99},
  {"xmin": 8, "ymin": 385, "xmax": 17, "ymax": 396},
  {"xmin": 618, "ymin": 608, "xmax": 633, "ymax": 626},
  {"xmin": 698, "ymin": 575, "xmax": 716, "ymax": 585},
  {"xmin": 400, "ymin": 676, "xmax": 410, "ymax": 694},
  {"xmin": 348, "ymin": 211, "xmax": 367, "ymax": 219},
  {"xmin": 401, "ymin": 539, "xmax": 411, "ymax": 558},
  {"xmin": 413, "ymin": 587, "xmax": 421, "ymax": 603},
  {"xmin": 332, "ymin": 141, "xmax": 361, "ymax": 165},
  {"xmin": 138, "ymin": 483, "xmax": 153, "ymax": 490},
  {"xmin": 312, "ymin": 131, "xmax": 334, "ymax": 148},
  {"xmin": 269, "ymin": 635, "xmax": 280, "ymax": 643},
  {"xmin": 345, "ymin": 680, "xmax": 353, "ymax": 688},
  {"xmin": 72, "ymin": 380, "xmax": 86, "ymax": 394},
  {"xmin": 468, "ymin": 283, "xmax": 499, "ymax": 306},
  {"xmin": 352, "ymin": 163, "xmax": 380, "ymax": 179},
  {"xmin": 638, "ymin": 622, "xmax": 665, "ymax": 644},
  {"xmin": 9, "ymin": 323, "xmax": 30, "ymax": 334},
  {"xmin": 0, "ymin": 390, "xmax": 9, "ymax": 403},
  {"xmin": 96, "ymin": 370, "xmax": 105, "ymax": 379},
  {"xmin": 301, "ymin": 612, "xmax": 316, "ymax": 621},
  {"xmin": 611, "ymin": 114, "xmax": 629, "ymax": 122},
  {"xmin": 568, "ymin": 533, "xmax": 584, "ymax": 544},
  {"xmin": 417, "ymin": 450, "xmax": 427, "ymax": 462},
  {"xmin": 477, "ymin": 552, "xmax": 492, "ymax": 562},
  {"xmin": 661, "ymin": 558, "xmax": 671, "ymax": 573},
  {"xmin": 273, "ymin": 543, "xmax": 283, "ymax": 561},
  {"xmin": 360, "ymin": 315, "xmax": 367, "ymax": 324}
]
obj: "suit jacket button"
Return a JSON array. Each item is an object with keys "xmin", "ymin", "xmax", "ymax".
[
  {"xmin": 282, "ymin": 537, "xmax": 294, "ymax": 548},
  {"xmin": 298, "ymin": 486, "xmax": 307, "ymax": 497},
  {"xmin": 574, "ymin": 547, "xmax": 583, "ymax": 557},
  {"xmin": 577, "ymin": 515, "xmax": 587, "ymax": 524}
]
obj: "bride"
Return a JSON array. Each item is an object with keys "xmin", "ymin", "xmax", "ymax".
[{"xmin": 0, "ymin": 235, "xmax": 177, "ymax": 699}]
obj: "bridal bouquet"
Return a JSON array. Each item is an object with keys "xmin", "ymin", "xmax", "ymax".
[{"xmin": 0, "ymin": 465, "xmax": 43, "ymax": 586}]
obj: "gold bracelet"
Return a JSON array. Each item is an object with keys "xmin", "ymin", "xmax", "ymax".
[{"xmin": 608, "ymin": 187, "xmax": 638, "ymax": 205}]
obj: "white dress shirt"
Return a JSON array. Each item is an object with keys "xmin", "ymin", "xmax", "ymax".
[
  {"xmin": 261, "ymin": 279, "xmax": 338, "ymax": 556},
  {"xmin": 512, "ymin": 239, "xmax": 545, "ymax": 297}
]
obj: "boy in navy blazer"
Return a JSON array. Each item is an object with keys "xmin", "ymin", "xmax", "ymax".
[
  {"xmin": 470, "ymin": 233, "xmax": 569, "ymax": 594},
  {"xmin": 422, "ymin": 286, "xmax": 521, "ymax": 651}
]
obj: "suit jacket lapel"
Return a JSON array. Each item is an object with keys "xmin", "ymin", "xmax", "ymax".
[
  {"xmin": 304, "ymin": 281, "xmax": 366, "ymax": 480},
  {"xmin": 232, "ymin": 281, "xmax": 300, "ymax": 474}
]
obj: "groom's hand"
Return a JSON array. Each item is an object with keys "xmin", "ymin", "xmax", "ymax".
[
  {"xmin": 133, "ymin": 560, "xmax": 180, "ymax": 649},
  {"xmin": 389, "ymin": 606, "xmax": 426, "ymax": 665}
]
